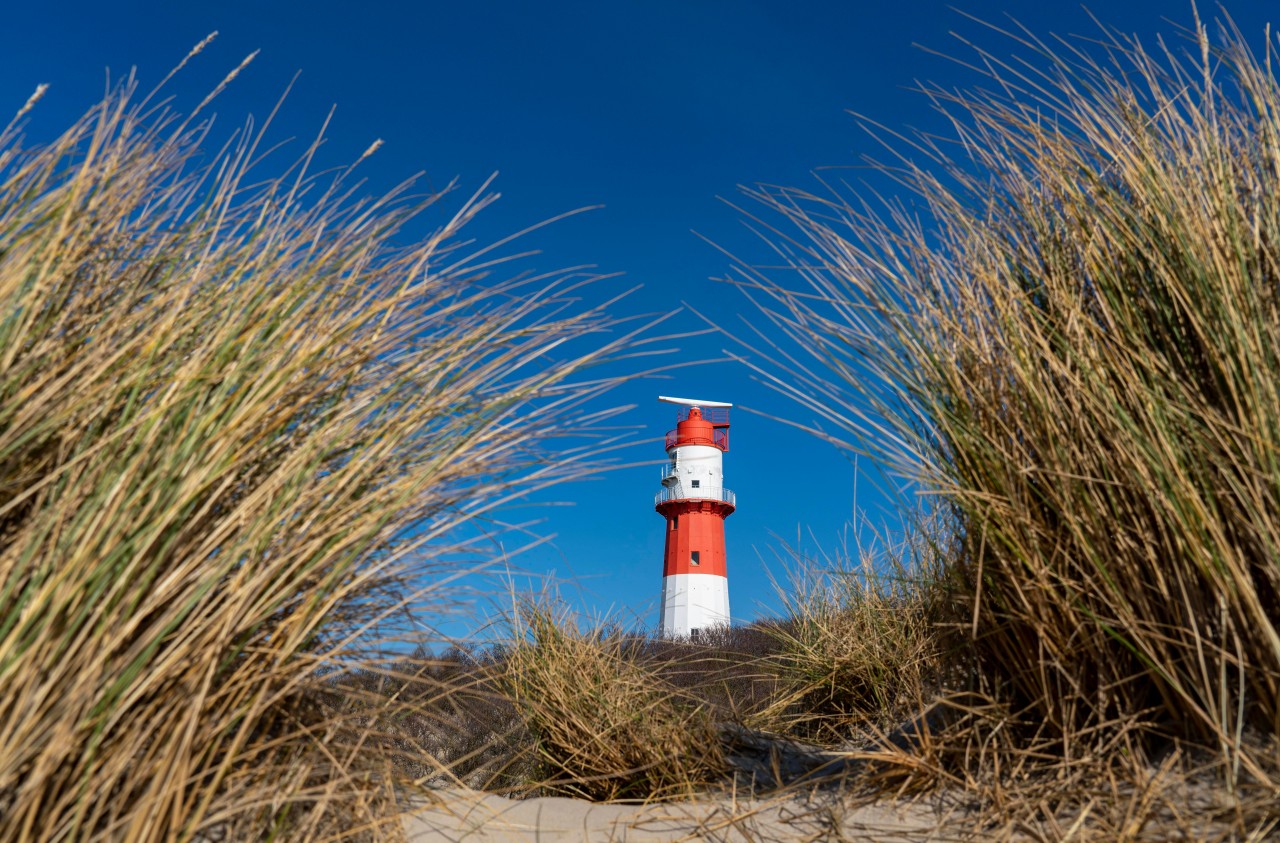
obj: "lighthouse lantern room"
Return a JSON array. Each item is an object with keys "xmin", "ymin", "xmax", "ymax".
[{"xmin": 654, "ymin": 396, "xmax": 735, "ymax": 638}]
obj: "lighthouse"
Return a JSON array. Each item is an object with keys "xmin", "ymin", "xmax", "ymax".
[{"xmin": 655, "ymin": 396, "xmax": 735, "ymax": 638}]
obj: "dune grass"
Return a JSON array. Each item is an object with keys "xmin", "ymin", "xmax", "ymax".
[
  {"xmin": 758, "ymin": 534, "xmax": 949, "ymax": 743},
  {"xmin": 0, "ymin": 62, "xmax": 637, "ymax": 840},
  {"xmin": 375, "ymin": 554, "xmax": 946, "ymax": 803},
  {"xmin": 495, "ymin": 602, "xmax": 729, "ymax": 801},
  {"xmin": 357, "ymin": 607, "xmax": 741, "ymax": 802},
  {"xmin": 729, "ymin": 7, "xmax": 1280, "ymax": 810}
]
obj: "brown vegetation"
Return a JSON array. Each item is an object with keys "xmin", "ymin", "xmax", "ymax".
[
  {"xmin": 371, "ymin": 547, "xmax": 945, "ymax": 803},
  {"xmin": 0, "ymin": 55, "xmax": 633, "ymax": 840},
  {"xmin": 728, "ymin": 9, "xmax": 1280, "ymax": 839}
]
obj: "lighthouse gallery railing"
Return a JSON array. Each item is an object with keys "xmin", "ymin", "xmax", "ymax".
[
  {"xmin": 664, "ymin": 427, "xmax": 729, "ymax": 451},
  {"xmin": 654, "ymin": 486, "xmax": 736, "ymax": 507}
]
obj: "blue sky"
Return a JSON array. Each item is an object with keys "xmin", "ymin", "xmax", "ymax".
[{"xmin": 3, "ymin": 1, "xmax": 1271, "ymax": 638}]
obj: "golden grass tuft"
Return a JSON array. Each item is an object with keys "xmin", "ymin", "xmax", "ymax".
[
  {"xmin": 497, "ymin": 601, "xmax": 727, "ymax": 801},
  {"xmin": 729, "ymin": 8, "xmax": 1280, "ymax": 830},
  {"xmin": 0, "ymin": 66, "xmax": 633, "ymax": 840},
  {"xmin": 760, "ymin": 535, "xmax": 948, "ymax": 743}
]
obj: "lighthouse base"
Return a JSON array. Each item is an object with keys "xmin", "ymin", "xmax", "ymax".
[{"xmin": 660, "ymin": 573, "xmax": 730, "ymax": 638}]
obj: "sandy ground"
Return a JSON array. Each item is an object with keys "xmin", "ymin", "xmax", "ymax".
[{"xmin": 404, "ymin": 789, "xmax": 966, "ymax": 842}]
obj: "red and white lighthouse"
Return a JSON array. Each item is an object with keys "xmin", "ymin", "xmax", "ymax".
[{"xmin": 655, "ymin": 396, "xmax": 735, "ymax": 637}]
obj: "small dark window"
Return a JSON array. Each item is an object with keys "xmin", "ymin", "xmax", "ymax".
[
  {"xmin": 691, "ymin": 551, "xmax": 701, "ymax": 565},
  {"xmin": 690, "ymin": 479, "xmax": 701, "ymax": 488}
]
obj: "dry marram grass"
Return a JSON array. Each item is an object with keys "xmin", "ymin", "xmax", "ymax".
[
  {"xmin": 497, "ymin": 602, "xmax": 728, "ymax": 801},
  {"xmin": 0, "ymin": 63, "xmax": 636, "ymax": 840},
  {"xmin": 729, "ymin": 10, "xmax": 1280, "ymax": 838}
]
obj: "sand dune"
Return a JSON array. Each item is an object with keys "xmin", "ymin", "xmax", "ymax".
[{"xmin": 404, "ymin": 789, "xmax": 959, "ymax": 842}]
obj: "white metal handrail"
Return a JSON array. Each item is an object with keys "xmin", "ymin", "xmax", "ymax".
[{"xmin": 654, "ymin": 486, "xmax": 736, "ymax": 507}]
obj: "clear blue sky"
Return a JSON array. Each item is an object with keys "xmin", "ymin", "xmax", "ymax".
[{"xmin": 2, "ymin": 1, "xmax": 1271, "ymax": 638}]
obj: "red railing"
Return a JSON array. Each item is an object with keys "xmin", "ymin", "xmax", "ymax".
[
  {"xmin": 675, "ymin": 406, "xmax": 730, "ymax": 426},
  {"xmin": 714, "ymin": 427, "xmax": 728, "ymax": 450},
  {"xmin": 664, "ymin": 427, "xmax": 729, "ymax": 451}
]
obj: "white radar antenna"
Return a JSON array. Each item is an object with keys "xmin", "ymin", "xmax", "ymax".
[{"xmin": 657, "ymin": 395, "xmax": 733, "ymax": 408}]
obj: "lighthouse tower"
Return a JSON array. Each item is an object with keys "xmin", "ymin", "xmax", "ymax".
[{"xmin": 655, "ymin": 396, "xmax": 735, "ymax": 638}]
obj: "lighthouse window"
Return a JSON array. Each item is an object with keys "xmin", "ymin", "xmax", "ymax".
[
  {"xmin": 690, "ymin": 479, "xmax": 701, "ymax": 488},
  {"xmin": 691, "ymin": 551, "xmax": 701, "ymax": 565}
]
